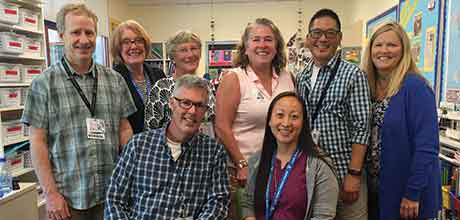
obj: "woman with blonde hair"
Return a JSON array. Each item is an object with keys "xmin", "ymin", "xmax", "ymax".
[
  {"xmin": 111, "ymin": 20, "xmax": 165, "ymax": 133},
  {"xmin": 362, "ymin": 22, "xmax": 441, "ymax": 220}
]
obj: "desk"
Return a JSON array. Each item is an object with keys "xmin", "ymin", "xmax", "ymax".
[{"xmin": 0, "ymin": 182, "xmax": 38, "ymax": 220}]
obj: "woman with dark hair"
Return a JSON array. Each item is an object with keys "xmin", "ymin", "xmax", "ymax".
[{"xmin": 241, "ymin": 91, "xmax": 339, "ymax": 220}]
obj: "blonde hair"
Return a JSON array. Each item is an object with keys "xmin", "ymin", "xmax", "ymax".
[
  {"xmin": 56, "ymin": 3, "xmax": 98, "ymax": 34},
  {"xmin": 361, "ymin": 22, "xmax": 422, "ymax": 99},
  {"xmin": 166, "ymin": 30, "xmax": 202, "ymax": 60},
  {"xmin": 233, "ymin": 18, "xmax": 287, "ymax": 74},
  {"xmin": 110, "ymin": 20, "xmax": 152, "ymax": 64}
]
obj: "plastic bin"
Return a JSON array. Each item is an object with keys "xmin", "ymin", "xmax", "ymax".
[
  {"xmin": 0, "ymin": 1, "xmax": 19, "ymax": 25},
  {"xmin": 0, "ymin": 63, "xmax": 21, "ymax": 82},
  {"xmin": 20, "ymin": 87, "xmax": 28, "ymax": 106},
  {"xmin": 23, "ymin": 37, "xmax": 41, "ymax": 57},
  {"xmin": 0, "ymin": 87, "xmax": 21, "ymax": 107},
  {"xmin": 18, "ymin": 8, "xmax": 38, "ymax": 31},
  {"xmin": 22, "ymin": 65, "xmax": 42, "ymax": 82},
  {"xmin": 0, "ymin": 32, "xmax": 23, "ymax": 54},
  {"xmin": 2, "ymin": 120, "xmax": 23, "ymax": 143}
]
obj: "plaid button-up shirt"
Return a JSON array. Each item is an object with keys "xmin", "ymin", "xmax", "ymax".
[
  {"xmin": 105, "ymin": 126, "xmax": 230, "ymax": 219},
  {"xmin": 21, "ymin": 58, "xmax": 136, "ymax": 209},
  {"xmin": 296, "ymin": 53, "xmax": 371, "ymax": 182}
]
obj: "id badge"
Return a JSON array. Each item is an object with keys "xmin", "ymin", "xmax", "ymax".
[
  {"xmin": 86, "ymin": 118, "xmax": 106, "ymax": 140},
  {"xmin": 311, "ymin": 129, "xmax": 320, "ymax": 145}
]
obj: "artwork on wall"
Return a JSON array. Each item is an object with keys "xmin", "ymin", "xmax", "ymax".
[
  {"xmin": 366, "ymin": 6, "xmax": 399, "ymax": 39},
  {"xmin": 341, "ymin": 47, "xmax": 361, "ymax": 65},
  {"xmin": 441, "ymin": 0, "xmax": 460, "ymax": 104},
  {"xmin": 399, "ymin": 0, "xmax": 442, "ymax": 87}
]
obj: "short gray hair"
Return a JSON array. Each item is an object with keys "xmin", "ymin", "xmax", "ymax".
[
  {"xmin": 166, "ymin": 30, "xmax": 201, "ymax": 60},
  {"xmin": 56, "ymin": 3, "xmax": 98, "ymax": 34},
  {"xmin": 172, "ymin": 75, "xmax": 209, "ymax": 104}
]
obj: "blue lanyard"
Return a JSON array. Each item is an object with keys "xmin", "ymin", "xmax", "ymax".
[
  {"xmin": 265, "ymin": 148, "xmax": 301, "ymax": 220},
  {"xmin": 127, "ymin": 72, "xmax": 151, "ymax": 102}
]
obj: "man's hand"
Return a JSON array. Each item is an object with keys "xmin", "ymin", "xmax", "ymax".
[
  {"xmin": 46, "ymin": 191, "xmax": 70, "ymax": 220},
  {"xmin": 400, "ymin": 198, "xmax": 419, "ymax": 219},
  {"xmin": 340, "ymin": 174, "xmax": 361, "ymax": 203},
  {"xmin": 236, "ymin": 166, "xmax": 249, "ymax": 187}
]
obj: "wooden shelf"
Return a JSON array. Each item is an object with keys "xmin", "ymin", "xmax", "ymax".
[
  {"xmin": 0, "ymin": 53, "xmax": 45, "ymax": 61},
  {"xmin": 0, "ymin": 82, "xmax": 31, "ymax": 87},
  {"xmin": 0, "ymin": 182, "xmax": 37, "ymax": 204},
  {"xmin": 12, "ymin": 167, "xmax": 34, "ymax": 178},
  {"xmin": 6, "ymin": 0, "xmax": 44, "ymax": 10},
  {"xmin": 440, "ymin": 135, "xmax": 460, "ymax": 151},
  {"xmin": 0, "ymin": 23, "xmax": 43, "ymax": 36},
  {"xmin": 5, "ymin": 136, "xmax": 29, "ymax": 146},
  {"xmin": 0, "ymin": 106, "xmax": 24, "ymax": 112}
]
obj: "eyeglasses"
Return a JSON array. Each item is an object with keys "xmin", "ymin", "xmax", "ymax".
[
  {"xmin": 173, "ymin": 97, "xmax": 208, "ymax": 112},
  {"xmin": 308, "ymin": 29, "xmax": 340, "ymax": 39},
  {"xmin": 121, "ymin": 38, "xmax": 145, "ymax": 47},
  {"xmin": 175, "ymin": 47, "xmax": 200, "ymax": 55}
]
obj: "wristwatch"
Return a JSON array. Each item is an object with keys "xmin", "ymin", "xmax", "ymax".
[
  {"xmin": 236, "ymin": 159, "xmax": 248, "ymax": 169},
  {"xmin": 348, "ymin": 168, "xmax": 362, "ymax": 176}
]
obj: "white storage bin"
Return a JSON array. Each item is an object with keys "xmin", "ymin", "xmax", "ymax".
[
  {"xmin": 2, "ymin": 120, "xmax": 23, "ymax": 143},
  {"xmin": 0, "ymin": 32, "xmax": 23, "ymax": 54},
  {"xmin": 22, "ymin": 64, "xmax": 41, "ymax": 82},
  {"xmin": 0, "ymin": 1, "xmax": 19, "ymax": 25},
  {"xmin": 18, "ymin": 8, "xmax": 38, "ymax": 31},
  {"xmin": 0, "ymin": 63, "xmax": 21, "ymax": 82},
  {"xmin": 23, "ymin": 36, "xmax": 41, "ymax": 57},
  {"xmin": 20, "ymin": 87, "xmax": 28, "ymax": 106},
  {"xmin": 0, "ymin": 87, "xmax": 21, "ymax": 107}
]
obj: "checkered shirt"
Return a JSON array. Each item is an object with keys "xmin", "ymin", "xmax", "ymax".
[
  {"xmin": 105, "ymin": 126, "xmax": 230, "ymax": 220},
  {"xmin": 21, "ymin": 58, "xmax": 136, "ymax": 209},
  {"xmin": 296, "ymin": 53, "xmax": 371, "ymax": 182}
]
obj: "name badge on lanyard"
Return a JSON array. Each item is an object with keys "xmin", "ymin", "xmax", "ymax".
[{"xmin": 86, "ymin": 118, "xmax": 106, "ymax": 140}]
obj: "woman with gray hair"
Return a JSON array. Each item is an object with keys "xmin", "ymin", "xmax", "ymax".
[
  {"xmin": 144, "ymin": 30, "xmax": 216, "ymax": 136},
  {"xmin": 111, "ymin": 20, "xmax": 166, "ymax": 134}
]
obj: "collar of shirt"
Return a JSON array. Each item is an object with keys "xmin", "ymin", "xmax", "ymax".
[
  {"xmin": 304, "ymin": 52, "xmax": 341, "ymax": 75},
  {"xmin": 161, "ymin": 123, "xmax": 201, "ymax": 152},
  {"xmin": 62, "ymin": 55, "xmax": 97, "ymax": 78},
  {"xmin": 245, "ymin": 65, "xmax": 280, "ymax": 97}
]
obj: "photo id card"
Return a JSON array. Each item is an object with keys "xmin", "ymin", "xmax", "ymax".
[{"xmin": 86, "ymin": 118, "xmax": 106, "ymax": 140}]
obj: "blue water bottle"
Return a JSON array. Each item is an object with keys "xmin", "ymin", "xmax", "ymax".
[{"xmin": 0, "ymin": 157, "xmax": 12, "ymax": 198}]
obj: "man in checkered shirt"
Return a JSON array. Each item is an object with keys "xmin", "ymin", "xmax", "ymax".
[
  {"xmin": 296, "ymin": 9, "xmax": 371, "ymax": 220},
  {"xmin": 105, "ymin": 75, "xmax": 230, "ymax": 220}
]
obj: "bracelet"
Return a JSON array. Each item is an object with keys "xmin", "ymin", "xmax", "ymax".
[
  {"xmin": 348, "ymin": 168, "xmax": 362, "ymax": 176},
  {"xmin": 236, "ymin": 159, "xmax": 248, "ymax": 169}
]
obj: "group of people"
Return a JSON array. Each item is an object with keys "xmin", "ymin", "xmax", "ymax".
[{"xmin": 20, "ymin": 2, "xmax": 441, "ymax": 220}]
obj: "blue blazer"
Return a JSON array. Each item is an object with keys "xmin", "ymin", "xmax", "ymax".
[{"xmin": 379, "ymin": 73, "xmax": 441, "ymax": 219}]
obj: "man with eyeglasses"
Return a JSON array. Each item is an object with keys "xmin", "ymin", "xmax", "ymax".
[
  {"xmin": 21, "ymin": 3, "xmax": 136, "ymax": 220},
  {"xmin": 296, "ymin": 8, "xmax": 371, "ymax": 220},
  {"xmin": 105, "ymin": 75, "xmax": 230, "ymax": 219}
]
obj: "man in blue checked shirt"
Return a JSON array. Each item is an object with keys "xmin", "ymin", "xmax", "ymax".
[
  {"xmin": 296, "ymin": 8, "xmax": 371, "ymax": 220},
  {"xmin": 105, "ymin": 75, "xmax": 230, "ymax": 220}
]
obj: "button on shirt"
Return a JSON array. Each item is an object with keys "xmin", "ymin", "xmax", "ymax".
[
  {"xmin": 21, "ymin": 58, "xmax": 137, "ymax": 209},
  {"xmin": 105, "ymin": 126, "xmax": 230, "ymax": 219},
  {"xmin": 296, "ymin": 53, "xmax": 371, "ymax": 181}
]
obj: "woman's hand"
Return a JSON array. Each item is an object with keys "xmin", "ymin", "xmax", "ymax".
[
  {"xmin": 400, "ymin": 197, "xmax": 419, "ymax": 219},
  {"xmin": 236, "ymin": 166, "xmax": 249, "ymax": 187}
]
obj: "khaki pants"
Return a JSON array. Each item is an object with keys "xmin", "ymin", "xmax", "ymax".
[
  {"xmin": 336, "ymin": 173, "xmax": 368, "ymax": 220},
  {"xmin": 69, "ymin": 203, "xmax": 104, "ymax": 220}
]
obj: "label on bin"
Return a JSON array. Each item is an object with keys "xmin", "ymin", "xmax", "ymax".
[
  {"xmin": 5, "ymin": 70, "xmax": 18, "ymax": 75},
  {"xmin": 8, "ymin": 41, "xmax": 22, "ymax": 49},
  {"xmin": 4, "ymin": 9, "xmax": 17, "ymax": 15},
  {"xmin": 24, "ymin": 17, "xmax": 36, "ymax": 24}
]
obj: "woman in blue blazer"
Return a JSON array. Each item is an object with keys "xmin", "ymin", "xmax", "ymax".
[{"xmin": 361, "ymin": 22, "xmax": 441, "ymax": 220}]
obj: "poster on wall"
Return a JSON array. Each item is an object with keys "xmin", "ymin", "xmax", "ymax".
[
  {"xmin": 441, "ymin": 0, "xmax": 460, "ymax": 104},
  {"xmin": 399, "ymin": 0, "xmax": 442, "ymax": 87},
  {"xmin": 366, "ymin": 6, "xmax": 399, "ymax": 39}
]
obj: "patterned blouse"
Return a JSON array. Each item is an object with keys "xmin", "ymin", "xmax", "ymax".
[
  {"xmin": 144, "ymin": 76, "xmax": 216, "ymax": 130},
  {"xmin": 367, "ymin": 98, "xmax": 389, "ymax": 188}
]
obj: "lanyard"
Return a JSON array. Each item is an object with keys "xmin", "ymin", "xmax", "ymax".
[
  {"xmin": 61, "ymin": 57, "xmax": 98, "ymax": 117},
  {"xmin": 307, "ymin": 54, "xmax": 341, "ymax": 126},
  {"xmin": 127, "ymin": 71, "xmax": 151, "ymax": 102},
  {"xmin": 265, "ymin": 148, "xmax": 301, "ymax": 220}
]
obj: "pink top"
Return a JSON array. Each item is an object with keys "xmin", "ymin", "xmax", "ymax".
[{"xmin": 232, "ymin": 66, "xmax": 294, "ymax": 159}]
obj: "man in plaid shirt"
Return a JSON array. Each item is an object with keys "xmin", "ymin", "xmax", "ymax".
[
  {"xmin": 296, "ymin": 9, "xmax": 371, "ymax": 220},
  {"xmin": 105, "ymin": 75, "xmax": 230, "ymax": 220}
]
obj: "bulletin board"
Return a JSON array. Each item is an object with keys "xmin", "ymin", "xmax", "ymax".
[
  {"xmin": 441, "ymin": 0, "xmax": 460, "ymax": 104},
  {"xmin": 366, "ymin": 6, "xmax": 399, "ymax": 39},
  {"xmin": 399, "ymin": 0, "xmax": 442, "ymax": 87}
]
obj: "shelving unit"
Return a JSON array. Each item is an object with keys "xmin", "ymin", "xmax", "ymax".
[
  {"xmin": 205, "ymin": 40, "xmax": 238, "ymax": 81},
  {"xmin": 0, "ymin": 1, "xmax": 45, "ymax": 219},
  {"xmin": 145, "ymin": 42, "xmax": 171, "ymax": 75}
]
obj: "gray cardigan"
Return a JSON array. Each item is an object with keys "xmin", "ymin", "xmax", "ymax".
[{"xmin": 241, "ymin": 153, "xmax": 339, "ymax": 220}]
